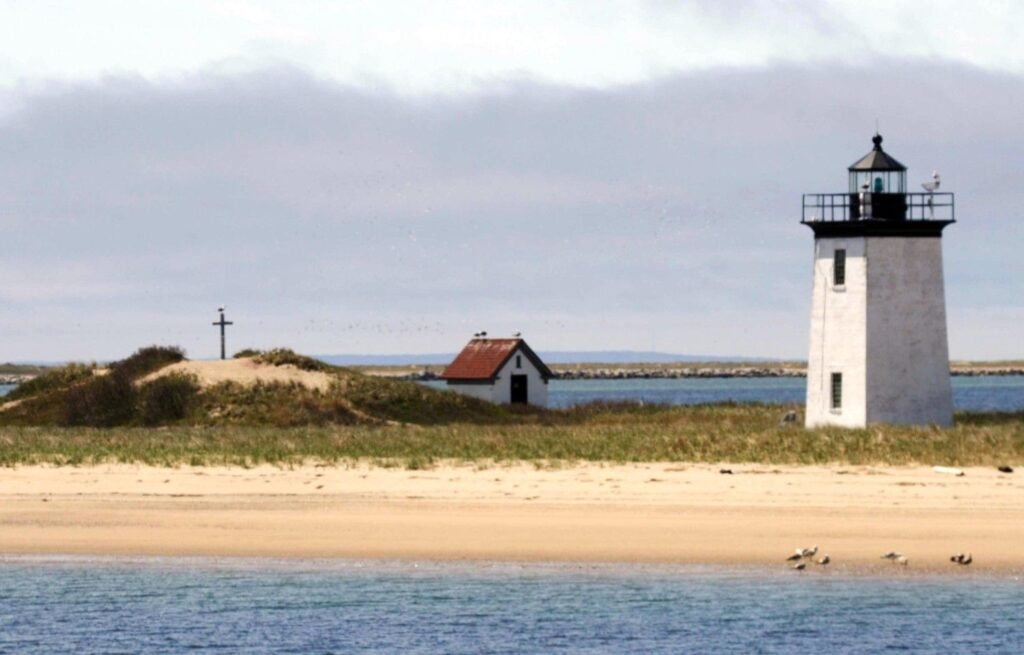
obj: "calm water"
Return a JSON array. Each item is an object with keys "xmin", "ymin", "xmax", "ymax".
[
  {"xmin": 4, "ymin": 377, "xmax": 1024, "ymax": 411},
  {"xmin": 424, "ymin": 375, "xmax": 1024, "ymax": 412},
  {"xmin": 0, "ymin": 557, "xmax": 1021, "ymax": 654}
]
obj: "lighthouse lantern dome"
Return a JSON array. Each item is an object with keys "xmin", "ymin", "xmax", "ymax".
[{"xmin": 848, "ymin": 133, "xmax": 906, "ymax": 194}]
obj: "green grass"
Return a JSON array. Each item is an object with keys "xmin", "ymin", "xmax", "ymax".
[
  {"xmin": 0, "ymin": 363, "xmax": 51, "ymax": 376},
  {"xmin": 4, "ymin": 363, "xmax": 97, "ymax": 402},
  {"xmin": 4, "ymin": 345, "xmax": 1022, "ymax": 468},
  {"xmin": 252, "ymin": 348, "xmax": 330, "ymax": 372},
  {"xmin": 0, "ymin": 351, "xmax": 522, "ymax": 428},
  {"xmin": 0, "ymin": 404, "xmax": 1021, "ymax": 468}
]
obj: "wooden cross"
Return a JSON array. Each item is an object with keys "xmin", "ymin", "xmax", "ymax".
[{"xmin": 212, "ymin": 307, "xmax": 234, "ymax": 360}]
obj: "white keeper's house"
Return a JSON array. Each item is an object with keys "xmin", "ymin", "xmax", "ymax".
[
  {"xmin": 440, "ymin": 336, "xmax": 553, "ymax": 407},
  {"xmin": 801, "ymin": 134, "xmax": 956, "ymax": 428}
]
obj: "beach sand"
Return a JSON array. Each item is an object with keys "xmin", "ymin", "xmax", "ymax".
[{"xmin": 1, "ymin": 462, "xmax": 1021, "ymax": 572}]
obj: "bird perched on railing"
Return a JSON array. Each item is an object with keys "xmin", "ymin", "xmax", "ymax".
[{"xmin": 921, "ymin": 171, "xmax": 941, "ymax": 192}]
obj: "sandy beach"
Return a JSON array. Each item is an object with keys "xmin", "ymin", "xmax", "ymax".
[{"xmin": 1, "ymin": 462, "xmax": 1021, "ymax": 572}]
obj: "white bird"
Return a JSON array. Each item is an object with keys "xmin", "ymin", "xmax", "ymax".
[
  {"xmin": 792, "ymin": 562, "xmax": 807, "ymax": 571},
  {"xmin": 921, "ymin": 171, "xmax": 941, "ymax": 192},
  {"xmin": 962, "ymin": 553, "xmax": 973, "ymax": 565},
  {"xmin": 800, "ymin": 545, "xmax": 818, "ymax": 558},
  {"xmin": 895, "ymin": 555, "xmax": 909, "ymax": 566},
  {"xmin": 817, "ymin": 554, "xmax": 830, "ymax": 566}
]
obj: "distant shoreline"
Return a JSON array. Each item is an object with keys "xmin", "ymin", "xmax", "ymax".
[
  {"xmin": 356, "ymin": 363, "xmax": 1024, "ymax": 381},
  {"xmin": 4, "ymin": 363, "xmax": 1023, "ymax": 386}
]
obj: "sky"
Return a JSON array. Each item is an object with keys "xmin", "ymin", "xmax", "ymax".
[{"xmin": 1, "ymin": 0, "xmax": 1023, "ymax": 361}]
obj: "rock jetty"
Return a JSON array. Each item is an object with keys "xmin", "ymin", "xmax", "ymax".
[
  {"xmin": 389, "ymin": 365, "xmax": 1023, "ymax": 382},
  {"xmin": 552, "ymin": 367, "xmax": 805, "ymax": 380},
  {"xmin": 0, "ymin": 374, "xmax": 34, "ymax": 386}
]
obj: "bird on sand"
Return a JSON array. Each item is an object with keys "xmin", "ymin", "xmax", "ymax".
[
  {"xmin": 950, "ymin": 553, "xmax": 973, "ymax": 565},
  {"xmin": 792, "ymin": 562, "xmax": 807, "ymax": 571},
  {"xmin": 817, "ymin": 554, "xmax": 830, "ymax": 566},
  {"xmin": 785, "ymin": 552, "xmax": 803, "ymax": 562},
  {"xmin": 800, "ymin": 545, "xmax": 819, "ymax": 558},
  {"xmin": 881, "ymin": 551, "xmax": 903, "ymax": 560},
  {"xmin": 894, "ymin": 555, "xmax": 909, "ymax": 566}
]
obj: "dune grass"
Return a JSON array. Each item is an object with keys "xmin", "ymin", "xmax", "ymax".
[
  {"xmin": 0, "ymin": 404, "xmax": 1021, "ymax": 468},
  {"xmin": 3, "ymin": 345, "xmax": 1022, "ymax": 468},
  {"xmin": 0, "ymin": 346, "xmax": 514, "ymax": 428},
  {"xmin": 3, "ymin": 363, "xmax": 97, "ymax": 403}
]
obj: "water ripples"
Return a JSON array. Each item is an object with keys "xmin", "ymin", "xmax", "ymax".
[{"xmin": 0, "ymin": 559, "xmax": 1021, "ymax": 653}]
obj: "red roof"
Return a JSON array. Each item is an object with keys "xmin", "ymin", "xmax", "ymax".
[{"xmin": 440, "ymin": 338, "xmax": 552, "ymax": 381}]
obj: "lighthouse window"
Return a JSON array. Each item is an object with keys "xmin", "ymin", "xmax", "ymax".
[
  {"xmin": 516, "ymin": 355, "xmax": 522, "ymax": 369},
  {"xmin": 831, "ymin": 372, "xmax": 843, "ymax": 410},
  {"xmin": 834, "ymin": 249, "xmax": 846, "ymax": 287}
]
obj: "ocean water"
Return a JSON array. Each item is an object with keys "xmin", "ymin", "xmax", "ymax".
[
  {"xmin": 0, "ymin": 557, "xmax": 1021, "ymax": 654},
  {"xmin": 4, "ymin": 376, "xmax": 1024, "ymax": 411},
  {"xmin": 424, "ymin": 375, "xmax": 1024, "ymax": 412}
]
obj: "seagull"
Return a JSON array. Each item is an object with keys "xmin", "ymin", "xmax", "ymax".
[
  {"xmin": 513, "ymin": 331, "xmax": 522, "ymax": 338},
  {"xmin": 881, "ymin": 551, "xmax": 903, "ymax": 560},
  {"xmin": 817, "ymin": 554, "xmax": 830, "ymax": 566},
  {"xmin": 800, "ymin": 545, "xmax": 818, "ymax": 558},
  {"xmin": 895, "ymin": 555, "xmax": 909, "ymax": 566},
  {"xmin": 785, "ymin": 552, "xmax": 803, "ymax": 562},
  {"xmin": 962, "ymin": 553, "xmax": 973, "ymax": 565},
  {"xmin": 479, "ymin": 331, "xmax": 488, "ymax": 338},
  {"xmin": 792, "ymin": 562, "xmax": 807, "ymax": 571},
  {"xmin": 921, "ymin": 171, "xmax": 941, "ymax": 192}
]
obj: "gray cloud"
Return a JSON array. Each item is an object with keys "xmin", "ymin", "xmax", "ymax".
[{"xmin": 1, "ymin": 62, "xmax": 1022, "ymax": 360}]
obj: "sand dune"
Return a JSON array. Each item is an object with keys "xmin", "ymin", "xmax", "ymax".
[
  {"xmin": 140, "ymin": 358, "xmax": 333, "ymax": 390},
  {"xmin": 1, "ymin": 462, "xmax": 1022, "ymax": 571}
]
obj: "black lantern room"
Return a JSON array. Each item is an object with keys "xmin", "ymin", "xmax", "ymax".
[
  {"xmin": 849, "ymin": 134, "xmax": 906, "ymax": 194},
  {"xmin": 802, "ymin": 134, "xmax": 955, "ymax": 237}
]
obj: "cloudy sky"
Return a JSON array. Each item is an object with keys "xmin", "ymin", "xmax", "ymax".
[{"xmin": 2, "ymin": 1, "xmax": 1022, "ymax": 361}]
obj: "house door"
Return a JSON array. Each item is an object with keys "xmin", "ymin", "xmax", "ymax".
[{"xmin": 510, "ymin": 375, "xmax": 528, "ymax": 404}]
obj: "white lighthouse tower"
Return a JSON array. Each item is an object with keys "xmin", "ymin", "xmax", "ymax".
[{"xmin": 802, "ymin": 134, "xmax": 955, "ymax": 428}]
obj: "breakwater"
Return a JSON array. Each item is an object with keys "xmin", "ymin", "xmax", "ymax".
[
  {"xmin": 6, "ymin": 366, "xmax": 1023, "ymax": 386},
  {"xmin": 392, "ymin": 365, "xmax": 1024, "ymax": 381}
]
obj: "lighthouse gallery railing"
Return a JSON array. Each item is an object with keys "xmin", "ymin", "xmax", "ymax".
[{"xmin": 801, "ymin": 192, "xmax": 955, "ymax": 223}]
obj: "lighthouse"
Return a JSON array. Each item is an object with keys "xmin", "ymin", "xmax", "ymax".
[{"xmin": 802, "ymin": 135, "xmax": 955, "ymax": 428}]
